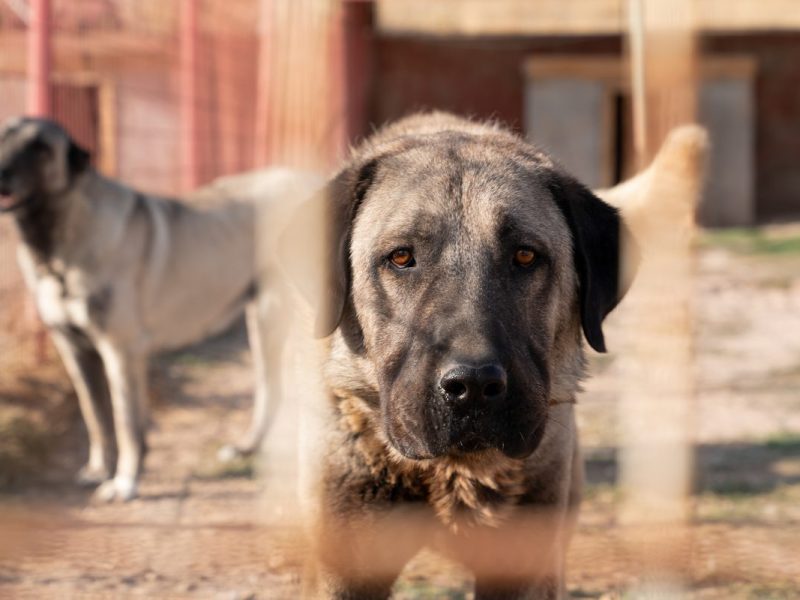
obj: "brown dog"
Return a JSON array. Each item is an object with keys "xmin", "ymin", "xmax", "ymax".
[{"xmin": 281, "ymin": 112, "xmax": 638, "ymax": 599}]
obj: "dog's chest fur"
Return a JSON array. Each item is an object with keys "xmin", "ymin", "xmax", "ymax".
[
  {"xmin": 336, "ymin": 394, "xmax": 527, "ymax": 533},
  {"xmin": 19, "ymin": 248, "xmax": 109, "ymax": 332}
]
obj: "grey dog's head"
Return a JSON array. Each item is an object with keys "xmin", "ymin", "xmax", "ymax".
[
  {"xmin": 285, "ymin": 114, "xmax": 633, "ymax": 461},
  {"xmin": 0, "ymin": 117, "xmax": 90, "ymax": 213}
]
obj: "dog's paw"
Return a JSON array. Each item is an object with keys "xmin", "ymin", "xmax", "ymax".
[
  {"xmin": 93, "ymin": 476, "xmax": 138, "ymax": 502},
  {"xmin": 76, "ymin": 464, "xmax": 111, "ymax": 487}
]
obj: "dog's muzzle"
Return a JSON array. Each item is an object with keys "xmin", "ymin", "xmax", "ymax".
[
  {"xmin": 0, "ymin": 194, "xmax": 31, "ymax": 213},
  {"xmin": 0, "ymin": 174, "xmax": 21, "ymax": 212},
  {"xmin": 0, "ymin": 179, "xmax": 31, "ymax": 213}
]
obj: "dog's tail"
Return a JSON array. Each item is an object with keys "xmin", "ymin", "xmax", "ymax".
[{"xmin": 595, "ymin": 124, "xmax": 710, "ymax": 247}]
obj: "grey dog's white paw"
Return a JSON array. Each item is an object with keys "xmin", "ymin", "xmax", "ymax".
[
  {"xmin": 93, "ymin": 476, "xmax": 138, "ymax": 502},
  {"xmin": 76, "ymin": 464, "xmax": 111, "ymax": 487},
  {"xmin": 216, "ymin": 444, "xmax": 244, "ymax": 463}
]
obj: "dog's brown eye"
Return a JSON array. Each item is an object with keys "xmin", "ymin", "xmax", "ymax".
[
  {"xmin": 514, "ymin": 248, "xmax": 536, "ymax": 267},
  {"xmin": 389, "ymin": 249, "xmax": 414, "ymax": 269}
]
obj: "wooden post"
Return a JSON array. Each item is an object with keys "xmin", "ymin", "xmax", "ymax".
[
  {"xmin": 27, "ymin": 0, "xmax": 52, "ymax": 363},
  {"xmin": 254, "ymin": 0, "xmax": 274, "ymax": 167},
  {"xmin": 627, "ymin": 0, "xmax": 648, "ymax": 170},
  {"xmin": 180, "ymin": 0, "xmax": 200, "ymax": 191},
  {"xmin": 327, "ymin": 1, "xmax": 348, "ymax": 163},
  {"xmin": 325, "ymin": 0, "xmax": 373, "ymax": 165},
  {"xmin": 618, "ymin": 0, "xmax": 699, "ymax": 594},
  {"xmin": 97, "ymin": 82, "xmax": 118, "ymax": 177},
  {"xmin": 341, "ymin": 1, "xmax": 373, "ymax": 147},
  {"xmin": 630, "ymin": 0, "xmax": 698, "ymax": 161},
  {"xmin": 27, "ymin": 0, "xmax": 51, "ymax": 117}
]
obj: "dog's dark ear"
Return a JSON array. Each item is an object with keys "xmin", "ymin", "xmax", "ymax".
[
  {"xmin": 67, "ymin": 140, "xmax": 91, "ymax": 175},
  {"xmin": 550, "ymin": 171, "xmax": 636, "ymax": 353},
  {"xmin": 278, "ymin": 159, "xmax": 378, "ymax": 338}
]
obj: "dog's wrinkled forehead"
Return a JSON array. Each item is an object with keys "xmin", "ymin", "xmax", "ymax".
[
  {"xmin": 0, "ymin": 117, "xmax": 69, "ymax": 163},
  {"xmin": 355, "ymin": 136, "xmax": 572, "ymax": 253}
]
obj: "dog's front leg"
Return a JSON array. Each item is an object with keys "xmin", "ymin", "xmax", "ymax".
[
  {"xmin": 309, "ymin": 442, "xmax": 427, "ymax": 599},
  {"xmin": 474, "ymin": 579, "xmax": 560, "ymax": 600},
  {"xmin": 50, "ymin": 329, "xmax": 113, "ymax": 485},
  {"xmin": 93, "ymin": 341, "xmax": 148, "ymax": 501},
  {"xmin": 469, "ymin": 408, "xmax": 579, "ymax": 600},
  {"xmin": 471, "ymin": 538, "xmax": 565, "ymax": 600},
  {"xmin": 468, "ymin": 502, "xmax": 573, "ymax": 600},
  {"xmin": 311, "ymin": 513, "xmax": 418, "ymax": 600}
]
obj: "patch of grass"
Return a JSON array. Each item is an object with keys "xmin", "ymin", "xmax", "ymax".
[
  {"xmin": 707, "ymin": 480, "xmax": 767, "ymax": 497},
  {"xmin": 695, "ymin": 482, "xmax": 800, "ymax": 524},
  {"xmin": 582, "ymin": 482, "xmax": 622, "ymax": 503},
  {"xmin": 743, "ymin": 583, "xmax": 800, "ymax": 600},
  {"xmin": 692, "ymin": 582, "xmax": 800, "ymax": 599},
  {"xmin": 192, "ymin": 446, "xmax": 255, "ymax": 480},
  {"xmin": 701, "ymin": 228, "xmax": 800, "ymax": 256},
  {"xmin": 756, "ymin": 237, "xmax": 800, "ymax": 255},
  {"xmin": 764, "ymin": 431, "xmax": 800, "ymax": 452},
  {"xmin": 567, "ymin": 589, "xmax": 605, "ymax": 599},
  {"xmin": 393, "ymin": 577, "xmax": 472, "ymax": 599},
  {"xmin": 394, "ymin": 550, "xmax": 474, "ymax": 599},
  {"xmin": 163, "ymin": 351, "xmax": 216, "ymax": 368},
  {"xmin": 694, "ymin": 496, "xmax": 761, "ymax": 523}
]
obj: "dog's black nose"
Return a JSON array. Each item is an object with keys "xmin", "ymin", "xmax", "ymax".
[{"xmin": 440, "ymin": 363, "xmax": 507, "ymax": 403}]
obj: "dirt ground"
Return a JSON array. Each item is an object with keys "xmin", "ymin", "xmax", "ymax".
[{"xmin": 1, "ymin": 226, "xmax": 799, "ymax": 599}]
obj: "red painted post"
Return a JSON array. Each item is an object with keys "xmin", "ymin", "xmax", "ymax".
[
  {"xmin": 254, "ymin": 0, "xmax": 274, "ymax": 168},
  {"xmin": 180, "ymin": 0, "xmax": 199, "ymax": 191},
  {"xmin": 27, "ymin": 0, "xmax": 52, "ymax": 364},
  {"xmin": 342, "ymin": 1, "xmax": 373, "ymax": 145},
  {"xmin": 328, "ymin": 3, "xmax": 347, "ymax": 165},
  {"xmin": 329, "ymin": 0, "xmax": 373, "ymax": 165},
  {"xmin": 27, "ymin": 0, "xmax": 52, "ymax": 116}
]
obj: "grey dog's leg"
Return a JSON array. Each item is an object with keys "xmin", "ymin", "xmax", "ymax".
[
  {"xmin": 222, "ymin": 294, "xmax": 285, "ymax": 458},
  {"xmin": 94, "ymin": 341, "xmax": 147, "ymax": 501},
  {"xmin": 239, "ymin": 300, "xmax": 275, "ymax": 453},
  {"xmin": 50, "ymin": 329, "xmax": 113, "ymax": 484}
]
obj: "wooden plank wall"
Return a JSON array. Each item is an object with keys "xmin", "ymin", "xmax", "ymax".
[{"xmin": 254, "ymin": 0, "xmax": 346, "ymax": 171}]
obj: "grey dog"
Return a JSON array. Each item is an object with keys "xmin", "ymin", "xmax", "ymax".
[
  {"xmin": 0, "ymin": 116, "xmax": 321, "ymax": 501},
  {"xmin": 278, "ymin": 112, "xmax": 645, "ymax": 599}
]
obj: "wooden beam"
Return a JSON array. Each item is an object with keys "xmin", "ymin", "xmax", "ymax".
[
  {"xmin": 377, "ymin": 0, "xmax": 800, "ymax": 35},
  {"xmin": 523, "ymin": 55, "xmax": 756, "ymax": 89},
  {"xmin": 377, "ymin": 0, "xmax": 624, "ymax": 36},
  {"xmin": 0, "ymin": 32, "xmax": 172, "ymax": 76}
]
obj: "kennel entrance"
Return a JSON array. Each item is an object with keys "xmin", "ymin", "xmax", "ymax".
[{"xmin": 523, "ymin": 55, "xmax": 756, "ymax": 226}]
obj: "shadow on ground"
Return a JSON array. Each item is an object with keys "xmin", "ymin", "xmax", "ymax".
[{"xmin": 586, "ymin": 434, "xmax": 800, "ymax": 497}]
